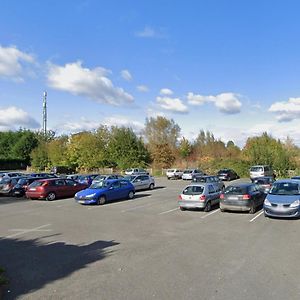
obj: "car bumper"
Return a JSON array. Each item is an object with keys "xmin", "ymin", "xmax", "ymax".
[
  {"xmin": 25, "ymin": 192, "xmax": 47, "ymax": 199},
  {"xmin": 182, "ymin": 176, "xmax": 192, "ymax": 180},
  {"xmin": 75, "ymin": 197, "xmax": 97, "ymax": 204},
  {"xmin": 178, "ymin": 200, "xmax": 205, "ymax": 209},
  {"xmin": 264, "ymin": 205, "xmax": 300, "ymax": 218},
  {"xmin": 220, "ymin": 200, "xmax": 252, "ymax": 212}
]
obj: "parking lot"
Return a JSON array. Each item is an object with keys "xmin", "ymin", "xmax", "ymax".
[{"xmin": 0, "ymin": 177, "xmax": 300, "ymax": 299}]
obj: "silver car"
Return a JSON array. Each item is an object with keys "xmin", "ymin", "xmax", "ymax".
[
  {"xmin": 264, "ymin": 179, "xmax": 300, "ymax": 218},
  {"xmin": 125, "ymin": 174, "xmax": 155, "ymax": 191},
  {"xmin": 182, "ymin": 169, "xmax": 204, "ymax": 180},
  {"xmin": 178, "ymin": 183, "xmax": 221, "ymax": 212},
  {"xmin": 192, "ymin": 175, "xmax": 225, "ymax": 191}
]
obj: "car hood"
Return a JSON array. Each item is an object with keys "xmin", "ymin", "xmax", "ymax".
[
  {"xmin": 76, "ymin": 188, "xmax": 107, "ymax": 197},
  {"xmin": 266, "ymin": 194, "xmax": 300, "ymax": 204}
]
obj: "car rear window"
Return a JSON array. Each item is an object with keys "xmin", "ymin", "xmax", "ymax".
[
  {"xmin": 29, "ymin": 181, "xmax": 45, "ymax": 188},
  {"xmin": 183, "ymin": 170, "xmax": 192, "ymax": 174},
  {"xmin": 270, "ymin": 182, "xmax": 300, "ymax": 195},
  {"xmin": 224, "ymin": 186, "xmax": 247, "ymax": 195},
  {"xmin": 250, "ymin": 167, "xmax": 263, "ymax": 172},
  {"xmin": 18, "ymin": 178, "xmax": 29, "ymax": 185},
  {"xmin": 182, "ymin": 185, "xmax": 204, "ymax": 195},
  {"xmin": 0, "ymin": 178, "xmax": 11, "ymax": 184}
]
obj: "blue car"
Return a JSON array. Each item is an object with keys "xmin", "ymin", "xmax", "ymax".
[
  {"xmin": 74, "ymin": 179, "xmax": 135, "ymax": 205},
  {"xmin": 264, "ymin": 179, "xmax": 300, "ymax": 218}
]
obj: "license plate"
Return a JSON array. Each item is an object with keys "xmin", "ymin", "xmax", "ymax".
[
  {"xmin": 14, "ymin": 191, "xmax": 20, "ymax": 194},
  {"xmin": 29, "ymin": 188, "xmax": 36, "ymax": 191},
  {"xmin": 78, "ymin": 200, "xmax": 85, "ymax": 204}
]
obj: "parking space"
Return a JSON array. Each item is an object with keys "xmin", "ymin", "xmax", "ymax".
[{"xmin": 0, "ymin": 177, "xmax": 299, "ymax": 299}]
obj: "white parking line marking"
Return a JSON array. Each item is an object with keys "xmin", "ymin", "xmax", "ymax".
[
  {"xmin": 6, "ymin": 224, "xmax": 52, "ymax": 238},
  {"xmin": 159, "ymin": 207, "xmax": 178, "ymax": 215},
  {"xmin": 201, "ymin": 210, "xmax": 219, "ymax": 219},
  {"xmin": 249, "ymin": 211, "xmax": 264, "ymax": 222},
  {"xmin": 122, "ymin": 203, "xmax": 154, "ymax": 212}
]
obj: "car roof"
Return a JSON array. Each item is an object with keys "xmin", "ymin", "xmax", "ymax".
[
  {"xmin": 273, "ymin": 179, "xmax": 300, "ymax": 184},
  {"xmin": 185, "ymin": 183, "xmax": 212, "ymax": 187},
  {"xmin": 227, "ymin": 183, "xmax": 253, "ymax": 188}
]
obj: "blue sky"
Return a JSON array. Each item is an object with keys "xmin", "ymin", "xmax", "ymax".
[{"xmin": 1, "ymin": 0, "xmax": 300, "ymax": 146}]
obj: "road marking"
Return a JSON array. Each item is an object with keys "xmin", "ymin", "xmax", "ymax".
[
  {"xmin": 159, "ymin": 207, "xmax": 178, "ymax": 215},
  {"xmin": 201, "ymin": 210, "xmax": 219, "ymax": 219},
  {"xmin": 122, "ymin": 203, "xmax": 154, "ymax": 212},
  {"xmin": 249, "ymin": 211, "xmax": 264, "ymax": 222},
  {"xmin": 6, "ymin": 224, "xmax": 52, "ymax": 238}
]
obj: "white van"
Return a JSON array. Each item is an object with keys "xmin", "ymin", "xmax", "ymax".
[{"xmin": 249, "ymin": 165, "xmax": 274, "ymax": 179}]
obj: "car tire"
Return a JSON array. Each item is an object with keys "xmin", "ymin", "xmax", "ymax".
[
  {"xmin": 149, "ymin": 183, "xmax": 154, "ymax": 190},
  {"xmin": 204, "ymin": 201, "xmax": 211, "ymax": 212},
  {"xmin": 97, "ymin": 196, "xmax": 106, "ymax": 205},
  {"xmin": 128, "ymin": 191, "xmax": 134, "ymax": 199},
  {"xmin": 249, "ymin": 202, "xmax": 256, "ymax": 214},
  {"xmin": 167, "ymin": 177, "xmax": 171, "ymax": 180},
  {"xmin": 220, "ymin": 208, "xmax": 225, "ymax": 212},
  {"xmin": 180, "ymin": 207, "xmax": 186, "ymax": 211},
  {"xmin": 46, "ymin": 192, "xmax": 56, "ymax": 201}
]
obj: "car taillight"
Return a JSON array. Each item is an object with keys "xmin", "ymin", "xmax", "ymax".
[
  {"xmin": 220, "ymin": 193, "xmax": 224, "ymax": 199},
  {"xmin": 242, "ymin": 194, "xmax": 251, "ymax": 200},
  {"xmin": 199, "ymin": 195, "xmax": 206, "ymax": 201},
  {"xmin": 178, "ymin": 195, "xmax": 182, "ymax": 200}
]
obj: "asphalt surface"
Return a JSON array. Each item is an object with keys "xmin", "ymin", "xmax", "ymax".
[{"xmin": 0, "ymin": 178, "xmax": 299, "ymax": 300}]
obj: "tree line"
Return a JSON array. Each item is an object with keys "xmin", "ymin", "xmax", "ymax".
[{"xmin": 0, "ymin": 117, "xmax": 298, "ymax": 177}]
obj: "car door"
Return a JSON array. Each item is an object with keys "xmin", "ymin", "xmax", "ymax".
[
  {"xmin": 53, "ymin": 179, "xmax": 68, "ymax": 198},
  {"xmin": 133, "ymin": 175, "xmax": 143, "ymax": 191},
  {"xmin": 208, "ymin": 184, "xmax": 219, "ymax": 205},
  {"xmin": 64, "ymin": 179, "xmax": 79, "ymax": 197},
  {"xmin": 108, "ymin": 181, "xmax": 122, "ymax": 201}
]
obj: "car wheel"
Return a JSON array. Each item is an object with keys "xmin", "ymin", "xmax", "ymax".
[
  {"xmin": 180, "ymin": 207, "xmax": 186, "ymax": 211},
  {"xmin": 97, "ymin": 196, "xmax": 106, "ymax": 205},
  {"xmin": 249, "ymin": 202, "xmax": 256, "ymax": 214},
  {"xmin": 128, "ymin": 191, "xmax": 134, "ymax": 199},
  {"xmin": 46, "ymin": 192, "xmax": 56, "ymax": 201},
  {"xmin": 220, "ymin": 208, "xmax": 225, "ymax": 212},
  {"xmin": 149, "ymin": 183, "xmax": 154, "ymax": 190},
  {"xmin": 167, "ymin": 177, "xmax": 170, "ymax": 180},
  {"xmin": 204, "ymin": 201, "xmax": 211, "ymax": 212}
]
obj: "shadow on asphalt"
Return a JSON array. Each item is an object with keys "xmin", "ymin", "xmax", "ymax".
[
  {"xmin": 0, "ymin": 237, "xmax": 119, "ymax": 299},
  {"xmin": 0, "ymin": 196, "xmax": 31, "ymax": 205}
]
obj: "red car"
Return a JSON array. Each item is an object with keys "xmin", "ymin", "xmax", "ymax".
[{"xmin": 25, "ymin": 178, "xmax": 87, "ymax": 201}]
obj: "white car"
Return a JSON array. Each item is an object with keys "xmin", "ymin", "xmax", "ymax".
[
  {"xmin": 182, "ymin": 169, "xmax": 204, "ymax": 180},
  {"xmin": 166, "ymin": 169, "xmax": 183, "ymax": 180},
  {"xmin": 125, "ymin": 174, "xmax": 155, "ymax": 191},
  {"xmin": 125, "ymin": 168, "xmax": 149, "ymax": 175}
]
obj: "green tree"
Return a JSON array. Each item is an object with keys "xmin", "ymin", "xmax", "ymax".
[
  {"xmin": 30, "ymin": 142, "xmax": 49, "ymax": 170},
  {"xmin": 151, "ymin": 143, "xmax": 175, "ymax": 169}
]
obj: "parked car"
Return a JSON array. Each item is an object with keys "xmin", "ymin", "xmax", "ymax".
[
  {"xmin": 25, "ymin": 178, "xmax": 87, "ymax": 201},
  {"xmin": 166, "ymin": 169, "xmax": 183, "ymax": 180},
  {"xmin": 66, "ymin": 174, "xmax": 80, "ymax": 181},
  {"xmin": 217, "ymin": 169, "xmax": 239, "ymax": 181},
  {"xmin": 92, "ymin": 174, "xmax": 124, "ymax": 184},
  {"xmin": 76, "ymin": 174, "xmax": 99, "ymax": 186},
  {"xmin": 178, "ymin": 183, "xmax": 221, "ymax": 212},
  {"xmin": 291, "ymin": 176, "xmax": 300, "ymax": 180},
  {"xmin": 12, "ymin": 176, "xmax": 50, "ymax": 197},
  {"xmin": 264, "ymin": 179, "xmax": 300, "ymax": 218},
  {"xmin": 220, "ymin": 183, "xmax": 265, "ymax": 214},
  {"xmin": 182, "ymin": 169, "xmax": 205, "ymax": 180},
  {"xmin": 124, "ymin": 168, "xmax": 149, "ymax": 175},
  {"xmin": 0, "ymin": 172, "xmax": 24, "ymax": 179},
  {"xmin": 124, "ymin": 174, "xmax": 155, "ymax": 191},
  {"xmin": 74, "ymin": 179, "xmax": 135, "ymax": 205},
  {"xmin": 0, "ymin": 176, "xmax": 24, "ymax": 196},
  {"xmin": 192, "ymin": 175, "xmax": 225, "ymax": 191},
  {"xmin": 251, "ymin": 176, "xmax": 275, "ymax": 194},
  {"xmin": 28, "ymin": 172, "xmax": 57, "ymax": 178},
  {"xmin": 249, "ymin": 165, "xmax": 274, "ymax": 179}
]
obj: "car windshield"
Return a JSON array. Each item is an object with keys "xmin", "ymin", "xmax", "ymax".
[
  {"xmin": 125, "ymin": 169, "xmax": 133, "ymax": 172},
  {"xmin": 194, "ymin": 177, "xmax": 206, "ymax": 182},
  {"xmin": 224, "ymin": 186, "xmax": 247, "ymax": 195},
  {"xmin": 17, "ymin": 178, "xmax": 28, "ymax": 185},
  {"xmin": 269, "ymin": 182, "xmax": 300, "ymax": 195},
  {"xmin": 251, "ymin": 167, "xmax": 263, "ymax": 172},
  {"xmin": 184, "ymin": 170, "xmax": 192, "ymax": 174},
  {"xmin": 89, "ymin": 181, "xmax": 109, "ymax": 189},
  {"xmin": 93, "ymin": 175, "xmax": 106, "ymax": 181},
  {"xmin": 0, "ymin": 177, "xmax": 11, "ymax": 184},
  {"xmin": 182, "ymin": 185, "xmax": 204, "ymax": 195},
  {"xmin": 124, "ymin": 175, "xmax": 135, "ymax": 181},
  {"xmin": 167, "ymin": 169, "xmax": 175, "ymax": 172}
]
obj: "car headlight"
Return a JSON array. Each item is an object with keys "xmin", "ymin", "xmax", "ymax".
[
  {"xmin": 264, "ymin": 199, "xmax": 272, "ymax": 206},
  {"xmin": 86, "ymin": 193, "xmax": 96, "ymax": 199},
  {"xmin": 75, "ymin": 193, "xmax": 78, "ymax": 198},
  {"xmin": 290, "ymin": 200, "xmax": 300, "ymax": 208}
]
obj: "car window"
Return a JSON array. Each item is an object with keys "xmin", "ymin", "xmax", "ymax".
[
  {"xmin": 183, "ymin": 185, "xmax": 204, "ymax": 195},
  {"xmin": 270, "ymin": 182, "xmax": 300, "ymax": 195},
  {"xmin": 224, "ymin": 186, "xmax": 247, "ymax": 194},
  {"xmin": 65, "ymin": 179, "xmax": 77, "ymax": 186},
  {"xmin": 55, "ymin": 180, "xmax": 66, "ymax": 186},
  {"xmin": 111, "ymin": 181, "xmax": 121, "ymax": 189},
  {"xmin": 251, "ymin": 167, "xmax": 263, "ymax": 172},
  {"xmin": 208, "ymin": 185, "xmax": 215, "ymax": 194},
  {"xmin": 120, "ymin": 181, "xmax": 129, "ymax": 187}
]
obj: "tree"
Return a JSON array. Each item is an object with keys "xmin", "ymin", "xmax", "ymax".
[
  {"xmin": 178, "ymin": 137, "xmax": 192, "ymax": 165},
  {"xmin": 108, "ymin": 127, "xmax": 150, "ymax": 169},
  {"xmin": 151, "ymin": 143, "xmax": 175, "ymax": 169},
  {"xmin": 30, "ymin": 142, "xmax": 49, "ymax": 170},
  {"xmin": 47, "ymin": 135, "xmax": 69, "ymax": 167}
]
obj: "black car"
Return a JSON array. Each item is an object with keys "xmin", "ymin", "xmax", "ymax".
[
  {"xmin": 0, "ymin": 176, "xmax": 24, "ymax": 196},
  {"xmin": 251, "ymin": 176, "xmax": 275, "ymax": 194},
  {"xmin": 12, "ymin": 176, "xmax": 49, "ymax": 197},
  {"xmin": 220, "ymin": 183, "xmax": 265, "ymax": 214},
  {"xmin": 217, "ymin": 169, "xmax": 239, "ymax": 181}
]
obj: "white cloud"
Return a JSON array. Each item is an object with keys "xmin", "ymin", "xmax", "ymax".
[
  {"xmin": 135, "ymin": 26, "xmax": 166, "ymax": 38},
  {"xmin": 103, "ymin": 116, "xmax": 144, "ymax": 133},
  {"xmin": 0, "ymin": 45, "xmax": 35, "ymax": 81},
  {"xmin": 0, "ymin": 106, "xmax": 40, "ymax": 130},
  {"xmin": 47, "ymin": 61, "xmax": 134, "ymax": 105},
  {"xmin": 137, "ymin": 85, "xmax": 149, "ymax": 92},
  {"xmin": 156, "ymin": 96, "xmax": 188, "ymax": 113},
  {"xmin": 187, "ymin": 92, "xmax": 242, "ymax": 114},
  {"xmin": 120, "ymin": 69, "xmax": 132, "ymax": 81},
  {"xmin": 160, "ymin": 88, "xmax": 173, "ymax": 96},
  {"xmin": 269, "ymin": 97, "xmax": 300, "ymax": 122},
  {"xmin": 146, "ymin": 108, "xmax": 166, "ymax": 118}
]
